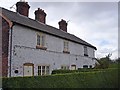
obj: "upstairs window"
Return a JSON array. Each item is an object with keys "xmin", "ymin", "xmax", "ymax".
[
  {"xmin": 36, "ymin": 33, "xmax": 46, "ymax": 50},
  {"xmin": 37, "ymin": 35, "xmax": 40, "ymax": 45},
  {"xmin": 84, "ymin": 46, "xmax": 88, "ymax": 56},
  {"xmin": 63, "ymin": 41, "xmax": 70, "ymax": 53}
]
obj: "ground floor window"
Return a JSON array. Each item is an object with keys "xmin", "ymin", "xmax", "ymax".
[
  {"xmin": 38, "ymin": 65, "xmax": 50, "ymax": 76},
  {"xmin": 89, "ymin": 65, "xmax": 92, "ymax": 68},
  {"xmin": 61, "ymin": 65, "xmax": 69, "ymax": 70},
  {"xmin": 83, "ymin": 65, "xmax": 88, "ymax": 68}
]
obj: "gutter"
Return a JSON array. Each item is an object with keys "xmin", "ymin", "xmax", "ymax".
[{"xmin": 9, "ymin": 23, "xmax": 14, "ymax": 77}]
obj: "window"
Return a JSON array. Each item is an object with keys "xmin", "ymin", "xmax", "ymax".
[
  {"xmin": 61, "ymin": 65, "xmax": 69, "ymax": 70},
  {"xmin": 84, "ymin": 46, "xmax": 88, "ymax": 56},
  {"xmin": 83, "ymin": 65, "xmax": 88, "ymax": 68},
  {"xmin": 63, "ymin": 41, "xmax": 70, "ymax": 53},
  {"xmin": 36, "ymin": 33, "xmax": 47, "ymax": 50},
  {"xmin": 38, "ymin": 65, "xmax": 50, "ymax": 76},
  {"xmin": 89, "ymin": 65, "xmax": 92, "ymax": 68},
  {"xmin": 37, "ymin": 34, "xmax": 45, "ymax": 46},
  {"xmin": 37, "ymin": 35, "xmax": 40, "ymax": 45},
  {"xmin": 42, "ymin": 66, "xmax": 45, "ymax": 75},
  {"xmin": 41, "ymin": 35, "xmax": 45, "ymax": 46},
  {"xmin": 38, "ymin": 66, "xmax": 41, "ymax": 76},
  {"xmin": 46, "ymin": 66, "xmax": 50, "ymax": 75},
  {"xmin": 64, "ymin": 41, "xmax": 69, "ymax": 51}
]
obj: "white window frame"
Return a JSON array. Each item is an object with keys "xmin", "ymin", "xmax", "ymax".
[
  {"xmin": 63, "ymin": 41, "xmax": 69, "ymax": 52},
  {"xmin": 37, "ymin": 33, "xmax": 46, "ymax": 47},
  {"xmin": 84, "ymin": 46, "xmax": 88, "ymax": 56},
  {"xmin": 38, "ymin": 65, "xmax": 50, "ymax": 76},
  {"xmin": 61, "ymin": 65, "xmax": 69, "ymax": 70}
]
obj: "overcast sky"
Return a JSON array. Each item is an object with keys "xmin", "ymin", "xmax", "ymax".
[{"xmin": 0, "ymin": 0, "xmax": 118, "ymax": 59}]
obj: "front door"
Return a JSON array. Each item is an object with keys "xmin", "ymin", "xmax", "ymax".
[
  {"xmin": 23, "ymin": 63, "xmax": 34, "ymax": 76},
  {"xmin": 71, "ymin": 65, "xmax": 76, "ymax": 70}
]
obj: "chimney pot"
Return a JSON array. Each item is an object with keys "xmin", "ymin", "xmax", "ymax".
[
  {"xmin": 16, "ymin": 1, "xmax": 30, "ymax": 17},
  {"xmin": 34, "ymin": 8, "xmax": 47, "ymax": 24},
  {"xmin": 58, "ymin": 19, "xmax": 68, "ymax": 32}
]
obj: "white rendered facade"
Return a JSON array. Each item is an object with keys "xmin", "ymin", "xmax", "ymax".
[{"xmin": 8, "ymin": 24, "xmax": 96, "ymax": 77}]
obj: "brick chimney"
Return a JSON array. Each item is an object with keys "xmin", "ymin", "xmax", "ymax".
[
  {"xmin": 16, "ymin": 1, "xmax": 30, "ymax": 17},
  {"xmin": 34, "ymin": 8, "xmax": 47, "ymax": 24},
  {"xmin": 58, "ymin": 19, "xmax": 67, "ymax": 32}
]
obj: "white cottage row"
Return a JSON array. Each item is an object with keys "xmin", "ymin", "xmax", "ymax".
[{"xmin": 1, "ymin": 1, "xmax": 97, "ymax": 77}]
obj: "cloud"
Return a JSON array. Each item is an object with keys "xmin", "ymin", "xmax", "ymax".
[{"xmin": 30, "ymin": 2, "xmax": 118, "ymax": 59}]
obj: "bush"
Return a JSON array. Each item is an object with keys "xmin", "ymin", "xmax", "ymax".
[
  {"xmin": 2, "ymin": 68, "xmax": 118, "ymax": 88},
  {"xmin": 52, "ymin": 69, "xmax": 81, "ymax": 74},
  {"xmin": 94, "ymin": 57, "xmax": 110, "ymax": 69},
  {"xmin": 52, "ymin": 68, "xmax": 105, "ymax": 74},
  {"xmin": 94, "ymin": 53, "xmax": 114, "ymax": 69}
]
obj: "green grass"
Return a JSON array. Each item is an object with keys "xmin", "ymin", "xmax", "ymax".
[{"xmin": 2, "ymin": 68, "xmax": 118, "ymax": 88}]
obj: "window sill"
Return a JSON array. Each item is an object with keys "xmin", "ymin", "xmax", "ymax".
[
  {"xmin": 84, "ymin": 54, "xmax": 88, "ymax": 57},
  {"xmin": 36, "ymin": 45, "xmax": 47, "ymax": 50},
  {"xmin": 63, "ymin": 51, "xmax": 70, "ymax": 54}
]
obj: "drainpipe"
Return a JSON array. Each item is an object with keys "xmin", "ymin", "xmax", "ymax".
[{"xmin": 9, "ymin": 24, "xmax": 14, "ymax": 77}]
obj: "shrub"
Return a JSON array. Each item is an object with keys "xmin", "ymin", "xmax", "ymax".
[
  {"xmin": 94, "ymin": 57, "xmax": 110, "ymax": 69},
  {"xmin": 52, "ymin": 68, "xmax": 105, "ymax": 74},
  {"xmin": 52, "ymin": 69, "xmax": 76, "ymax": 74},
  {"xmin": 2, "ymin": 68, "xmax": 118, "ymax": 88}
]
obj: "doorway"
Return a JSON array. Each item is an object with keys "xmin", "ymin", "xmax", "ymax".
[
  {"xmin": 23, "ymin": 63, "xmax": 34, "ymax": 76},
  {"xmin": 71, "ymin": 65, "xmax": 76, "ymax": 70}
]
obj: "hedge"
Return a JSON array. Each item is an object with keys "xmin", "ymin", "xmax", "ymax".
[
  {"xmin": 51, "ymin": 68, "xmax": 106, "ymax": 74},
  {"xmin": 2, "ymin": 68, "xmax": 118, "ymax": 88}
]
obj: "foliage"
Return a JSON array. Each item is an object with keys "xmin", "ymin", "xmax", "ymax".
[
  {"xmin": 2, "ymin": 68, "xmax": 118, "ymax": 88},
  {"xmin": 94, "ymin": 53, "xmax": 113, "ymax": 69},
  {"xmin": 52, "ymin": 68, "xmax": 104, "ymax": 74},
  {"xmin": 109, "ymin": 63, "xmax": 119, "ymax": 68}
]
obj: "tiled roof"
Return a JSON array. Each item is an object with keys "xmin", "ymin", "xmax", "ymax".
[{"xmin": 1, "ymin": 7, "xmax": 97, "ymax": 50}]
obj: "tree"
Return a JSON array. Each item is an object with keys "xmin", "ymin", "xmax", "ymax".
[{"xmin": 94, "ymin": 53, "xmax": 112, "ymax": 69}]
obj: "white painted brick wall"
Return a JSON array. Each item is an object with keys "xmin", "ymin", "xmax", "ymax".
[{"xmin": 9, "ymin": 24, "xmax": 96, "ymax": 77}]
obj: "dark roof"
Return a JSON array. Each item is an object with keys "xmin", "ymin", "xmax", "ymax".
[{"xmin": 1, "ymin": 7, "xmax": 97, "ymax": 50}]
